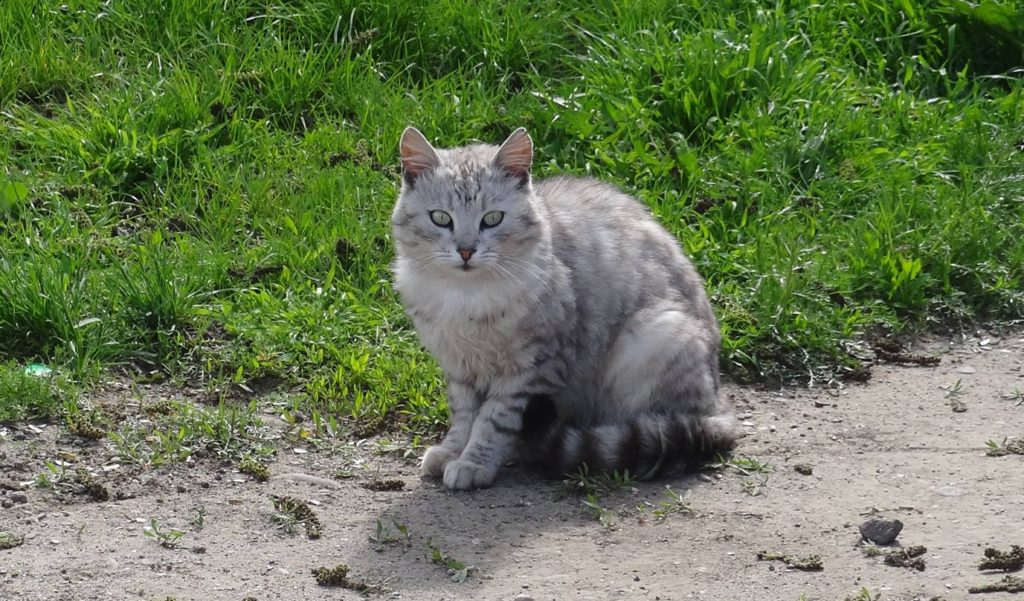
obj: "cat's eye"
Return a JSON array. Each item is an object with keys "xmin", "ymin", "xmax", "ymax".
[
  {"xmin": 480, "ymin": 211, "xmax": 504, "ymax": 229},
  {"xmin": 429, "ymin": 210, "xmax": 453, "ymax": 228}
]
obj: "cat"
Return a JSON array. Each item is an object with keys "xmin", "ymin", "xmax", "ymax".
[{"xmin": 390, "ymin": 126, "xmax": 737, "ymax": 490}]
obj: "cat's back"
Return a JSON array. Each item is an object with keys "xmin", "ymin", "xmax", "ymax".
[
  {"xmin": 534, "ymin": 175, "xmax": 653, "ymax": 225},
  {"xmin": 533, "ymin": 174, "xmax": 712, "ymax": 319},
  {"xmin": 534, "ymin": 174, "xmax": 684, "ymax": 265}
]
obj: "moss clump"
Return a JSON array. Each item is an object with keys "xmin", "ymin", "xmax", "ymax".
[
  {"xmin": 0, "ymin": 531, "xmax": 25, "ymax": 549},
  {"xmin": 75, "ymin": 468, "xmax": 109, "ymax": 502},
  {"xmin": 756, "ymin": 550, "xmax": 823, "ymax": 571},
  {"xmin": 240, "ymin": 456, "xmax": 270, "ymax": 482},
  {"xmin": 361, "ymin": 479, "xmax": 405, "ymax": 492},
  {"xmin": 311, "ymin": 564, "xmax": 378, "ymax": 592},
  {"xmin": 883, "ymin": 545, "xmax": 927, "ymax": 571},
  {"xmin": 968, "ymin": 575, "xmax": 1024, "ymax": 593},
  {"xmin": 979, "ymin": 545, "xmax": 1024, "ymax": 572},
  {"xmin": 66, "ymin": 414, "xmax": 106, "ymax": 440},
  {"xmin": 270, "ymin": 494, "xmax": 321, "ymax": 538},
  {"xmin": 143, "ymin": 399, "xmax": 176, "ymax": 417}
]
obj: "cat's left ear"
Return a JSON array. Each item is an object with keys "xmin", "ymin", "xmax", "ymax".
[{"xmin": 493, "ymin": 127, "xmax": 532, "ymax": 188}]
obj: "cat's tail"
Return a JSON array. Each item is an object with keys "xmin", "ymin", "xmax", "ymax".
[{"xmin": 523, "ymin": 400, "xmax": 738, "ymax": 479}]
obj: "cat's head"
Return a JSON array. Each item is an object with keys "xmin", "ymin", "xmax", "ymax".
[{"xmin": 391, "ymin": 127, "xmax": 545, "ymax": 277}]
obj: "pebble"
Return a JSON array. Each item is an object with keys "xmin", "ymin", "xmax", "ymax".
[
  {"xmin": 859, "ymin": 516, "xmax": 903, "ymax": 545},
  {"xmin": 10, "ymin": 492, "xmax": 27, "ymax": 504},
  {"xmin": 514, "ymin": 595, "xmax": 534, "ymax": 601}
]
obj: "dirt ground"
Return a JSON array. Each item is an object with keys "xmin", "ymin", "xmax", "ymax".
[{"xmin": 2, "ymin": 330, "xmax": 1023, "ymax": 601}]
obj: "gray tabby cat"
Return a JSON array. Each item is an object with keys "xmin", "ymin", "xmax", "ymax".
[{"xmin": 391, "ymin": 127, "xmax": 737, "ymax": 490}]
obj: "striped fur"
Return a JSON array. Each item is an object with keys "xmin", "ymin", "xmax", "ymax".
[{"xmin": 392, "ymin": 127, "xmax": 737, "ymax": 490}]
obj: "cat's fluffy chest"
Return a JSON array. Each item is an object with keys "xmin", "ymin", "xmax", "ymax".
[{"xmin": 395, "ymin": 264, "xmax": 540, "ymax": 379}]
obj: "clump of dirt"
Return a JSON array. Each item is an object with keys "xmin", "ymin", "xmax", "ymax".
[
  {"xmin": 756, "ymin": 550, "xmax": 823, "ymax": 571},
  {"xmin": 883, "ymin": 545, "xmax": 927, "ymax": 571},
  {"xmin": 968, "ymin": 575, "xmax": 1024, "ymax": 593},
  {"xmin": 361, "ymin": 479, "xmax": 405, "ymax": 492},
  {"xmin": 979, "ymin": 545, "xmax": 1024, "ymax": 571},
  {"xmin": 793, "ymin": 464, "xmax": 813, "ymax": 476},
  {"xmin": 873, "ymin": 339, "xmax": 940, "ymax": 366},
  {"xmin": 271, "ymin": 494, "xmax": 322, "ymax": 538},
  {"xmin": 240, "ymin": 456, "xmax": 269, "ymax": 482},
  {"xmin": 311, "ymin": 564, "xmax": 379, "ymax": 592}
]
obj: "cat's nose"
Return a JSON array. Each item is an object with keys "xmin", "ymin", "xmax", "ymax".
[{"xmin": 457, "ymin": 247, "xmax": 476, "ymax": 262}]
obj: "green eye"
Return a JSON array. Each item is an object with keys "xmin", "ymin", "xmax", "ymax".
[
  {"xmin": 429, "ymin": 210, "xmax": 452, "ymax": 228},
  {"xmin": 481, "ymin": 211, "xmax": 504, "ymax": 228}
]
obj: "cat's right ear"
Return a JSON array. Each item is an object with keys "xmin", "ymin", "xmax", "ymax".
[{"xmin": 400, "ymin": 127, "xmax": 440, "ymax": 188}]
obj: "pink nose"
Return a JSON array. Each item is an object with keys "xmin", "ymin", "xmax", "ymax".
[{"xmin": 458, "ymin": 248, "xmax": 475, "ymax": 262}]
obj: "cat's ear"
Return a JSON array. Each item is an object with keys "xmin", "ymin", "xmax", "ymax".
[
  {"xmin": 400, "ymin": 127, "xmax": 440, "ymax": 187},
  {"xmin": 493, "ymin": 127, "xmax": 532, "ymax": 187}
]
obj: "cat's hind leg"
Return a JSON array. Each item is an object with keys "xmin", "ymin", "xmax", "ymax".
[{"xmin": 601, "ymin": 304, "xmax": 722, "ymax": 416}]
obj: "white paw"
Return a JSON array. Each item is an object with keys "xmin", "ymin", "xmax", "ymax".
[
  {"xmin": 442, "ymin": 458, "xmax": 497, "ymax": 490},
  {"xmin": 421, "ymin": 445, "xmax": 459, "ymax": 477}
]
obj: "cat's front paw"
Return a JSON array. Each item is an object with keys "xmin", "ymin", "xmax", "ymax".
[
  {"xmin": 421, "ymin": 445, "xmax": 459, "ymax": 478},
  {"xmin": 442, "ymin": 458, "xmax": 497, "ymax": 490}
]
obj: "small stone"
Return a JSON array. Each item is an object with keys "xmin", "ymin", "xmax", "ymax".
[
  {"xmin": 176, "ymin": 484, "xmax": 187, "ymax": 493},
  {"xmin": 956, "ymin": 365, "xmax": 977, "ymax": 374},
  {"xmin": 793, "ymin": 464, "xmax": 813, "ymax": 476},
  {"xmin": 10, "ymin": 492, "xmax": 27, "ymax": 504},
  {"xmin": 514, "ymin": 594, "xmax": 535, "ymax": 601},
  {"xmin": 859, "ymin": 517, "xmax": 903, "ymax": 545}
]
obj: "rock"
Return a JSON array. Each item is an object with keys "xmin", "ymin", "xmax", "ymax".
[
  {"xmin": 859, "ymin": 517, "xmax": 903, "ymax": 545},
  {"xmin": 10, "ymin": 492, "xmax": 27, "ymax": 504},
  {"xmin": 514, "ymin": 594, "xmax": 535, "ymax": 601}
]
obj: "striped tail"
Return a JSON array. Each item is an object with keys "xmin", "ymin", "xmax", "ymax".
[{"xmin": 522, "ymin": 396, "xmax": 738, "ymax": 479}]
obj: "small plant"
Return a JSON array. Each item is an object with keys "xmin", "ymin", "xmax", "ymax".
[
  {"xmin": 369, "ymin": 518, "xmax": 410, "ymax": 551},
  {"xmin": 714, "ymin": 454, "xmax": 773, "ymax": 475},
  {"xmin": 563, "ymin": 464, "xmax": 635, "ymax": 497},
  {"xmin": 652, "ymin": 486, "xmax": 691, "ymax": 521},
  {"xmin": 143, "ymin": 518, "xmax": 185, "ymax": 548},
  {"xmin": 985, "ymin": 437, "xmax": 1024, "ymax": 457},
  {"xmin": 844, "ymin": 587, "xmax": 880, "ymax": 601},
  {"xmin": 1001, "ymin": 389, "xmax": 1024, "ymax": 407},
  {"xmin": 191, "ymin": 506, "xmax": 207, "ymax": 530},
  {"xmin": 426, "ymin": 540, "xmax": 473, "ymax": 583},
  {"xmin": 581, "ymin": 493, "xmax": 616, "ymax": 529},
  {"xmin": 34, "ymin": 460, "xmax": 67, "ymax": 489},
  {"xmin": 270, "ymin": 495, "xmax": 322, "ymax": 538},
  {"xmin": 942, "ymin": 379, "xmax": 965, "ymax": 397}
]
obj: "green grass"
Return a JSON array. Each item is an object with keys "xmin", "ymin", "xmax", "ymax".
[
  {"xmin": 0, "ymin": 361, "xmax": 73, "ymax": 421},
  {"xmin": 1, "ymin": 0, "xmax": 1023, "ymax": 435}
]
